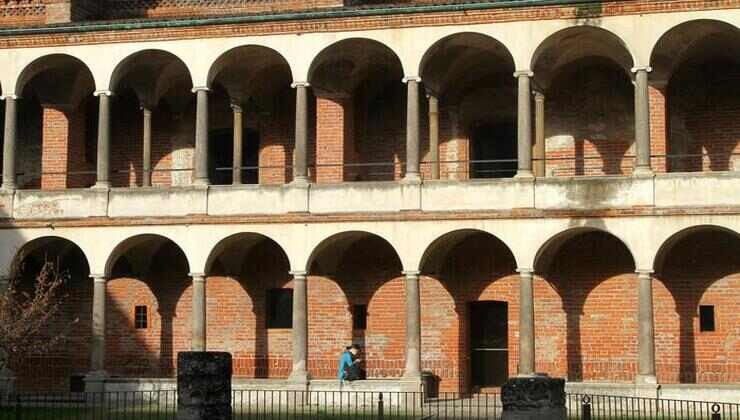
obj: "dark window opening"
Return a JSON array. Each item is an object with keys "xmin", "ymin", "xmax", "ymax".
[
  {"xmin": 70, "ymin": 375, "xmax": 85, "ymax": 393},
  {"xmin": 699, "ymin": 305, "xmax": 715, "ymax": 332},
  {"xmin": 267, "ymin": 289, "xmax": 293, "ymax": 329},
  {"xmin": 353, "ymin": 304, "xmax": 368, "ymax": 330},
  {"xmin": 135, "ymin": 305, "xmax": 148, "ymax": 329},
  {"xmin": 209, "ymin": 127, "xmax": 260, "ymax": 185},
  {"xmin": 470, "ymin": 122, "xmax": 517, "ymax": 179}
]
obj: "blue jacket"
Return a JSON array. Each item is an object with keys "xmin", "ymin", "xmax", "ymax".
[{"xmin": 338, "ymin": 351, "xmax": 353, "ymax": 380}]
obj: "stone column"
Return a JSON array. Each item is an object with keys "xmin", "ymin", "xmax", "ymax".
[
  {"xmin": 518, "ymin": 269, "xmax": 536, "ymax": 376},
  {"xmin": 636, "ymin": 270, "xmax": 657, "ymax": 384},
  {"xmin": 231, "ymin": 103, "xmax": 243, "ymax": 185},
  {"xmin": 633, "ymin": 67, "xmax": 654, "ymax": 176},
  {"xmin": 190, "ymin": 273, "xmax": 206, "ymax": 351},
  {"xmin": 192, "ymin": 87, "xmax": 210, "ymax": 186},
  {"xmin": 94, "ymin": 90, "xmax": 113, "ymax": 189},
  {"xmin": 2, "ymin": 95, "xmax": 18, "ymax": 190},
  {"xmin": 403, "ymin": 77, "xmax": 421, "ymax": 181},
  {"xmin": 90, "ymin": 275, "xmax": 107, "ymax": 373},
  {"xmin": 533, "ymin": 92, "xmax": 546, "ymax": 178},
  {"xmin": 514, "ymin": 71, "xmax": 534, "ymax": 178},
  {"xmin": 427, "ymin": 91, "xmax": 440, "ymax": 179},
  {"xmin": 141, "ymin": 105, "xmax": 152, "ymax": 187},
  {"xmin": 403, "ymin": 271, "xmax": 422, "ymax": 380},
  {"xmin": 291, "ymin": 82, "xmax": 310, "ymax": 184},
  {"xmin": 288, "ymin": 271, "xmax": 309, "ymax": 383}
]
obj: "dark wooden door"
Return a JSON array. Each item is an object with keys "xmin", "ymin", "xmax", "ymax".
[{"xmin": 470, "ymin": 301, "xmax": 509, "ymax": 387}]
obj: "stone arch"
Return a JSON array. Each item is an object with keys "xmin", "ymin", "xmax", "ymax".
[
  {"xmin": 203, "ymin": 232, "xmax": 293, "ymax": 378},
  {"xmin": 652, "ymin": 225, "xmax": 740, "ymax": 384},
  {"xmin": 206, "ymin": 45, "xmax": 295, "ymax": 185},
  {"xmin": 418, "ymin": 228, "xmax": 519, "ymax": 391},
  {"xmin": 306, "ymin": 230, "xmax": 404, "ymax": 379},
  {"xmin": 307, "ymin": 38, "xmax": 406, "ymax": 182},
  {"xmin": 535, "ymin": 227, "xmax": 638, "ymax": 382},
  {"xmin": 13, "ymin": 53, "xmax": 97, "ymax": 189},
  {"xmin": 531, "ymin": 26, "xmax": 636, "ymax": 177},
  {"xmin": 419, "ymin": 32, "xmax": 517, "ymax": 179},
  {"xmin": 104, "ymin": 233, "xmax": 192, "ymax": 378},
  {"xmin": 9, "ymin": 236, "xmax": 92, "ymax": 390},
  {"xmin": 650, "ymin": 19, "xmax": 740, "ymax": 173}
]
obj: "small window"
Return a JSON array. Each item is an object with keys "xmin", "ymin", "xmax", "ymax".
[
  {"xmin": 267, "ymin": 289, "xmax": 293, "ymax": 329},
  {"xmin": 699, "ymin": 305, "xmax": 715, "ymax": 332},
  {"xmin": 353, "ymin": 305, "xmax": 368, "ymax": 330},
  {"xmin": 135, "ymin": 305, "xmax": 148, "ymax": 329}
]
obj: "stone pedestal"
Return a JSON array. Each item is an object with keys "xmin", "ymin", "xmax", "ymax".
[
  {"xmin": 177, "ymin": 352, "xmax": 232, "ymax": 420},
  {"xmin": 501, "ymin": 376, "xmax": 566, "ymax": 420}
]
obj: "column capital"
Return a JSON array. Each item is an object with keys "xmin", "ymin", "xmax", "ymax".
[
  {"xmin": 631, "ymin": 66, "xmax": 653, "ymax": 74},
  {"xmin": 93, "ymin": 90, "xmax": 114, "ymax": 97},
  {"xmin": 230, "ymin": 103, "xmax": 243, "ymax": 113},
  {"xmin": 290, "ymin": 270, "xmax": 308, "ymax": 278},
  {"xmin": 191, "ymin": 86, "xmax": 211, "ymax": 93},
  {"xmin": 89, "ymin": 274, "xmax": 107, "ymax": 282},
  {"xmin": 402, "ymin": 76, "xmax": 422, "ymax": 84},
  {"xmin": 533, "ymin": 91, "xmax": 545, "ymax": 101},
  {"xmin": 402, "ymin": 270, "xmax": 420, "ymax": 278},
  {"xmin": 290, "ymin": 81, "xmax": 310, "ymax": 89},
  {"xmin": 189, "ymin": 272, "xmax": 206, "ymax": 280},
  {"xmin": 425, "ymin": 88, "xmax": 439, "ymax": 99},
  {"xmin": 636, "ymin": 269, "xmax": 654, "ymax": 277},
  {"xmin": 0, "ymin": 94, "xmax": 19, "ymax": 101},
  {"xmin": 516, "ymin": 268, "xmax": 534, "ymax": 275},
  {"xmin": 139, "ymin": 103, "xmax": 153, "ymax": 113},
  {"xmin": 513, "ymin": 70, "xmax": 534, "ymax": 78}
]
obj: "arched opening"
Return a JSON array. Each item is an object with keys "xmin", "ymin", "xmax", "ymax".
[
  {"xmin": 204, "ymin": 233, "xmax": 291, "ymax": 378},
  {"xmin": 208, "ymin": 46, "xmax": 294, "ymax": 185},
  {"xmin": 420, "ymin": 33, "xmax": 516, "ymax": 179},
  {"xmin": 534, "ymin": 228, "xmax": 637, "ymax": 382},
  {"xmin": 309, "ymin": 39, "xmax": 405, "ymax": 182},
  {"xmin": 653, "ymin": 226, "xmax": 740, "ymax": 384},
  {"xmin": 10, "ymin": 237, "xmax": 91, "ymax": 391},
  {"xmin": 532, "ymin": 27, "xmax": 635, "ymax": 176},
  {"xmin": 306, "ymin": 231, "xmax": 403, "ymax": 378},
  {"xmin": 15, "ymin": 54, "xmax": 97, "ymax": 189},
  {"xmin": 651, "ymin": 20, "xmax": 740, "ymax": 173},
  {"xmin": 419, "ymin": 230, "xmax": 518, "ymax": 392},
  {"xmin": 105, "ymin": 235, "xmax": 190, "ymax": 378},
  {"xmin": 109, "ymin": 50, "xmax": 194, "ymax": 187}
]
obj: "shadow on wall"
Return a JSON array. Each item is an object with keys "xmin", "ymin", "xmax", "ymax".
[
  {"xmin": 207, "ymin": 236, "xmax": 292, "ymax": 378},
  {"xmin": 654, "ymin": 227, "xmax": 740, "ymax": 384},
  {"xmin": 536, "ymin": 229, "xmax": 637, "ymax": 382}
]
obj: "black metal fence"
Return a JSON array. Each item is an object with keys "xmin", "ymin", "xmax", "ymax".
[{"xmin": 0, "ymin": 390, "xmax": 739, "ymax": 419}]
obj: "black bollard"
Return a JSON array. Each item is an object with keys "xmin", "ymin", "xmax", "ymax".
[
  {"xmin": 177, "ymin": 352, "xmax": 232, "ymax": 420},
  {"xmin": 501, "ymin": 375, "xmax": 567, "ymax": 420}
]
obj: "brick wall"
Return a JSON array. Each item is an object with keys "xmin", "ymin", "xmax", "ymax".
[{"xmin": 315, "ymin": 95, "xmax": 353, "ymax": 183}]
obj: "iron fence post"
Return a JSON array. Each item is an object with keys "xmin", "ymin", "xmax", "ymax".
[
  {"xmin": 581, "ymin": 395, "xmax": 592, "ymax": 420},
  {"xmin": 712, "ymin": 403, "xmax": 721, "ymax": 420},
  {"xmin": 377, "ymin": 392, "xmax": 384, "ymax": 420}
]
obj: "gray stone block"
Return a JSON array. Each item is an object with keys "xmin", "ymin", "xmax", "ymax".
[
  {"xmin": 177, "ymin": 352, "xmax": 232, "ymax": 420},
  {"xmin": 501, "ymin": 376, "xmax": 566, "ymax": 420}
]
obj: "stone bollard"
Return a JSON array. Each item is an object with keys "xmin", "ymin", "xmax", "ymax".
[
  {"xmin": 501, "ymin": 375, "xmax": 566, "ymax": 420},
  {"xmin": 177, "ymin": 352, "xmax": 232, "ymax": 420}
]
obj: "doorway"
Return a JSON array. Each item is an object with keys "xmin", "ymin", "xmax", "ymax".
[
  {"xmin": 470, "ymin": 301, "xmax": 509, "ymax": 388},
  {"xmin": 470, "ymin": 122, "xmax": 517, "ymax": 178}
]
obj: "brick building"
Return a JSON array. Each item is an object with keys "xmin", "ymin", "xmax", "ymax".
[{"xmin": 0, "ymin": 0, "xmax": 738, "ymax": 401}]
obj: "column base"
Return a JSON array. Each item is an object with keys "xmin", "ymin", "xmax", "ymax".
[
  {"xmin": 514, "ymin": 170, "xmax": 534, "ymax": 179},
  {"xmin": 287, "ymin": 369, "xmax": 310, "ymax": 386},
  {"xmin": 402, "ymin": 173, "xmax": 421, "ymax": 183},
  {"xmin": 290, "ymin": 176, "xmax": 310, "ymax": 186},
  {"xmin": 84, "ymin": 370, "xmax": 109, "ymax": 393},
  {"xmin": 192, "ymin": 178, "xmax": 210, "ymax": 186},
  {"xmin": 635, "ymin": 374, "xmax": 657, "ymax": 385},
  {"xmin": 91, "ymin": 182, "xmax": 110, "ymax": 190},
  {"xmin": 632, "ymin": 167, "xmax": 654, "ymax": 178},
  {"xmin": 1, "ymin": 183, "xmax": 16, "ymax": 192}
]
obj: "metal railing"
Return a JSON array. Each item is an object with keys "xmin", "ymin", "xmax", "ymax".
[{"xmin": 1, "ymin": 390, "xmax": 739, "ymax": 419}]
